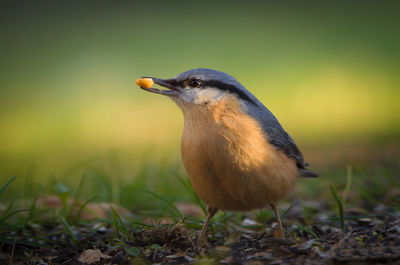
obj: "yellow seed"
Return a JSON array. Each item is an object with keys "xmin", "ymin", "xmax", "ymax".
[{"xmin": 136, "ymin": 78, "xmax": 154, "ymax": 88}]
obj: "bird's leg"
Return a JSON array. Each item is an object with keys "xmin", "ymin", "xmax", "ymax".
[
  {"xmin": 198, "ymin": 206, "xmax": 218, "ymax": 248},
  {"xmin": 270, "ymin": 204, "xmax": 285, "ymax": 238}
]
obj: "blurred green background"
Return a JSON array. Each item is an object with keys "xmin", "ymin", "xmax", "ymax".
[{"xmin": 0, "ymin": 1, "xmax": 399, "ymax": 206}]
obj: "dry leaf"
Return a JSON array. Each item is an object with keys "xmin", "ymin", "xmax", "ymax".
[
  {"xmin": 143, "ymin": 217, "xmax": 175, "ymax": 225},
  {"xmin": 165, "ymin": 250, "xmax": 186, "ymax": 259},
  {"xmin": 77, "ymin": 249, "xmax": 111, "ymax": 264},
  {"xmin": 175, "ymin": 202, "xmax": 205, "ymax": 217},
  {"xmin": 36, "ymin": 195, "xmax": 132, "ymax": 220},
  {"xmin": 212, "ymin": 245, "xmax": 231, "ymax": 257}
]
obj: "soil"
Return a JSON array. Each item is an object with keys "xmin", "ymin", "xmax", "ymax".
[{"xmin": 1, "ymin": 211, "xmax": 399, "ymax": 265}]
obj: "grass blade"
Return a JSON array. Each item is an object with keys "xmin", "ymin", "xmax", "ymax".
[
  {"xmin": 59, "ymin": 215, "xmax": 77, "ymax": 243},
  {"xmin": 176, "ymin": 174, "xmax": 206, "ymax": 215},
  {"xmin": 66, "ymin": 174, "xmax": 86, "ymax": 219},
  {"xmin": 111, "ymin": 206, "xmax": 128, "ymax": 236},
  {"xmin": 0, "ymin": 209, "xmax": 29, "ymax": 225},
  {"xmin": 297, "ymin": 224, "xmax": 318, "ymax": 239},
  {"xmin": 73, "ymin": 195, "xmax": 98, "ymax": 223},
  {"xmin": 24, "ymin": 196, "xmax": 38, "ymax": 228},
  {"xmin": 0, "ymin": 176, "xmax": 16, "ymax": 196},
  {"xmin": 300, "ymin": 199, "xmax": 310, "ymax": 226},
  {"xmin": 0, "ymin": 200, "xmax": 28, "ymax": 225},
  {"xmin": 330, "ymin": 185, "xmax": 345, "ymax": 232},
  {"xmin": 145, "ymin": 190, "xmax": 182, "ymax": 218},
  {"xmin": 343, "ymin": 165, "xmax": 352, "ymax": 203},
  {"xmin": 282, "ymin": 204, "xmax": 294, "ymax": 219}
]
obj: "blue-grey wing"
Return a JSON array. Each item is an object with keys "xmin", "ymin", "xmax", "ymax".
[{"xmin": 244, "ymin": 101, "xmax": 319, "ymax": 178}]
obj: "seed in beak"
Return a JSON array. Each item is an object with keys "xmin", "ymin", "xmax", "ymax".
[{"xmin": 136, "ymin": 78, "xmax": 154, "ymax": 88}]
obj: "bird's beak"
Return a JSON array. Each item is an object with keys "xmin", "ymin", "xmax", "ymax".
[{"xmin": 139, "ymin": 77, "xmax": 181, "ymax": 96}]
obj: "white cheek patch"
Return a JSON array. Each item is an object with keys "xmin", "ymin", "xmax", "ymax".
[
  {"xmin": 176, "ymin": 87, "xmax": 225, "ymax": 105},
  {"xmin": 178, "ymin": 89, "xmax": 198, "ymax": 103}
]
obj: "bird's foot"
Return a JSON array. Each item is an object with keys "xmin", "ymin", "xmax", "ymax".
[
  {"xmin": 197, "ymin": 234, "xmax": 209, "ymax": 249},
  {"xmin": 273, "ymin": 227, "xmax": 285, "ymax": 238}
]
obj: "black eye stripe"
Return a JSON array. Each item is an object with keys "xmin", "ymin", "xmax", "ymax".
[
  {"xmin": 203, "ymin": 80, "xmax": 257, "ymax": 105},
  {"xmin": 166, "ymin": 78, "xmax": 257, "ymax": 105}
]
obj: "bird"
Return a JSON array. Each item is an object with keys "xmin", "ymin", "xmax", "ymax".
[{"xmin": 136, "ymin": 68, "xmax": 318, "ymax": 247}]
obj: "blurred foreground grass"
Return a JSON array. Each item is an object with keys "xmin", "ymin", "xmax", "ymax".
[{"xmin": 1, "ymin": 153, "xmax": 398, "ymax": 218}]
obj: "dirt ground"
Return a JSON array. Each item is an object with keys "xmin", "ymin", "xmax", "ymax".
[{"xmin": 1, "ymin": 209, "xmax": 399, "ymax": 265}]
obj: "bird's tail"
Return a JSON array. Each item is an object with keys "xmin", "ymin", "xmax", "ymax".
[{"xmin": 298, "ymin": 168, "xmax": 319, "ymax": 178}]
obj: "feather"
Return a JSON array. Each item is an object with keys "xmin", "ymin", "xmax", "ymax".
[
  {"xmin": 299, "ymin": 168, "xmax": 320, "ymax": 178},
  {"xmin": 242, "ymin": 96, "xmax": 318, "ymax": 177}
]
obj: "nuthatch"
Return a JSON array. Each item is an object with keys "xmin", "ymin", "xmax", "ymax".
[{"xmin": 137, "ymin": 68, "xmax": 318, "ymax": 247}]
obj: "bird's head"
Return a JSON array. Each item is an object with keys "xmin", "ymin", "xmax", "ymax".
[{"xmin": 138, "ymin": 68, "xmax": 258, "ymax": 108}]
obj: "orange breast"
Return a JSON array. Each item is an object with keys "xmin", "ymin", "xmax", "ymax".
[{"xmin": 180, "ymin": 95, "xmax": 298, "ymax": 211}]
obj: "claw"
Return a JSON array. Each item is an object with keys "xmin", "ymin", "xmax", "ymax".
[
  {"xmin": 271, "ymin": 204, "xmax": 285, "ymax": 238},
  {"xmin": 273, "ymin": 226, "xmax": 285, "ymax": 238},
  {"xmin": 197, "ymin": 233, "xmax": 209, "ymax": 249}
]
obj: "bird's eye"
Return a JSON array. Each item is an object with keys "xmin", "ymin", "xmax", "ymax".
[{"xmin": 190, "ymin": 79, "xmax": 201, "ymax": 88}]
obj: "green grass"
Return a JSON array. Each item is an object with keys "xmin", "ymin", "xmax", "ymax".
[
  {"xmin": 330, "ymin": 185, "xmax": 345, "ymax": 232},
  {"xmin": 1, "ymin": 157, "xmax": 398, "ymax": 233},
  {"xmin": 0, "ymin": 156, "xmax": 399, "ymax": 264}
]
